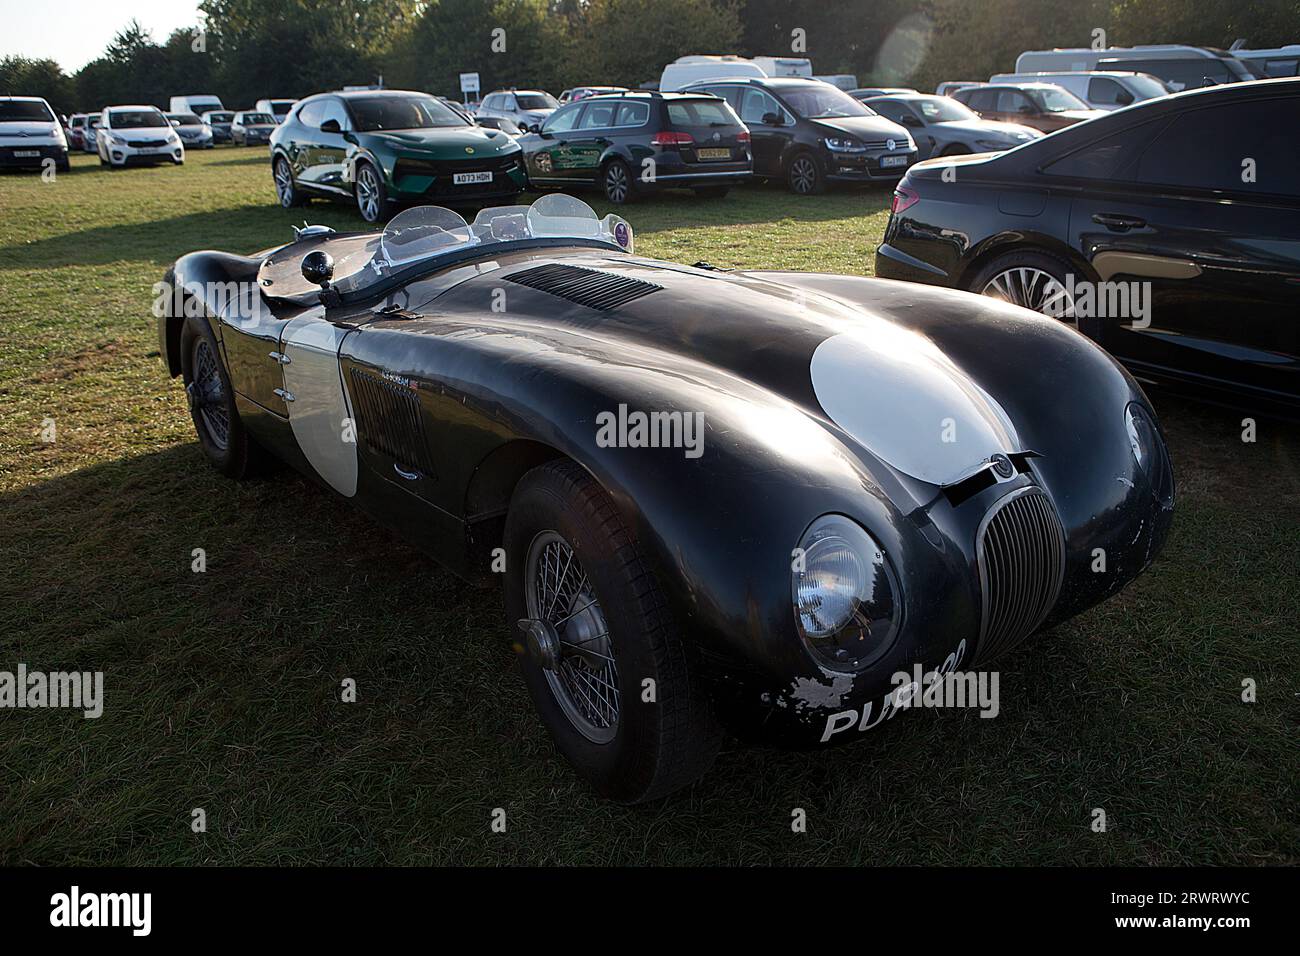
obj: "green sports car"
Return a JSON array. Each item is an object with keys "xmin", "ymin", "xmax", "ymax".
[{"xmin": 270, "ymin": 90, "xmax": 527, "ymax": 223}]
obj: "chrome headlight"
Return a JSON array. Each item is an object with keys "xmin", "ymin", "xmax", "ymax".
[
  {"xmin": 793, "ymin": 515, "xmax": 901, "ymax": 670},
  {"xmin": 823, "ymin": 136, "xmax": 865, "ymax": 152},
  {"xmin": 1125, "ymin": 402, "xmax": 1173, "ymax": 505}
]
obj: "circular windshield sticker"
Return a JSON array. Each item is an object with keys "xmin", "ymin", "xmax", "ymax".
[{"xmin": 614, "ymin": 222, "xmax": 630, "ymax": 248}]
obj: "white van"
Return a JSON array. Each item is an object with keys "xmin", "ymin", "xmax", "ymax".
[
  {"xmin": 1013, "ymin": 46, "xmax": 1255, "ymax": 89},
  {"xmin": 170, "ymin": 94, "xmax": 224, "ymax": 116},
  {"xmin": 254, "ymin": 98, "xmax": 298, "ymax": 123},
  {"xmin": 659, "ymin": 55, "xmax": 767, "ymax": 92},
  {"xmin": 1230, "ymin": 44, "xmax": 1300, "ymax": 77},
  {"xmin": 752, "ymin": 56, "xmax": 813, "ymax": 77},
  {"xmin": 815, "ymin": 73, "xmax": 858, "ymax": 91},
  {"xmin": 989, "ymin": 71, "xmax": 1169, "ymax": 109}
]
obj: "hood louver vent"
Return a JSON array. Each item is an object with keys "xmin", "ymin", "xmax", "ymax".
[
  {"xmin": 504, "ymin": 263, "xmax": 662, "ymax": 311},
  {"xmin": 348, "ymin": 369, "xmax": 436, "ymax": 478}
]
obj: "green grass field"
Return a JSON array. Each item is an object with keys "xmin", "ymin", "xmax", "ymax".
[{"xmin": 1, "ymin": 149, "xmax": 1296, "ymax": 865}]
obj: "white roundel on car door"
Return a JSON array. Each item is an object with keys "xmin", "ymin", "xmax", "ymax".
[
  {"xmin": 810, "ymin": 327, "xmax": 1021, "ymax": 486},
  {"xmin": 280, "ymin": 312, "xmax": 358, "ymax": 497}
]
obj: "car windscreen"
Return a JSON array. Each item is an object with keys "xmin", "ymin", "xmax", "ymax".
[
  {"xmin": 349, "ymin": 95, "xmax": 467, "ymax": 131},
  {"xmin": 0, "ymin": 100, "xmax": 55, "ymax": 123},
  {"xmin": 665, "ymin": 98, "xmax": 742, "ymax": 129},
  {"xmin": 515, "ymin": 93, "xmax": 558, "ymax": 110},
  {"xmin": 781, "ymin": 84, "xmax": 874, "ymax": 119},
  {"xmin": 912, "ymin": 95, "xmax": 977, "ymax": 122},
  {"xmin": 207, "ymin": 112, "xmax": 234, "ymax": 123},
  {"xmin": 109, "ymin": 110, "xmax": 168, "ymax": 129},
  {"xmin": 168, "ymin": 113, "xmax": 202, "ymax": 125},
  {"xmin": 1027, "ymin": 86, "xmax": 1090, "ymax": 112},
  {"xmin": 243, "ymin": 113, "xmax": 274, "ymax": 125},
  {"xmin": 1126, "ymin": 75, "xmax": 1170, "ymax": 99}
]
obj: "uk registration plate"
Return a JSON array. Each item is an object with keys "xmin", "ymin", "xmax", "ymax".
[
  {"xmin": 453, "ymin": 171, "xmax": 493, "ymax": 185},
  {"xmin": 696, "ymin": 147, "xmax": 731, "ymax": 160},
  {"xmin": 13, "ymin": 150, "xmax": 40, "ymax": 158},
  {"xmin": 880, "ymin": 155, "xmax": 908, "ymax": 168}
]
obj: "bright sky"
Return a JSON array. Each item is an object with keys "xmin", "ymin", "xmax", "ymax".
[{"xmin": 0, "ymin": 0, "xmax": 202, "ymax": 71}]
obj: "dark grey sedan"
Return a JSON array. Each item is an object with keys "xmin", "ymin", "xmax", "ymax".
[{"xmin": 863, "ymin": 93, "xmax": 1041, "ymax": 159}]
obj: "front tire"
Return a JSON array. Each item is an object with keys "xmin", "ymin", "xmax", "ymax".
[
  {"xmin": 354, "ymin": 160, "xmax": 391, "ymax": 223},
  {"xmin": 504, "ymin": 461, "xmax": 722, "ymax": 803},
  {"xmin": 179, "ymin": 315, "xmax": 265, "ymax": 479},
  {"xmin": 786, "ymin": 151, "xmax": 825, "ymax": 194}
]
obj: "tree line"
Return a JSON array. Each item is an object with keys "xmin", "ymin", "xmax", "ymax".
[{"xmin": 3, "ymin": 0, "xmax": 1297, "ymax": 116}]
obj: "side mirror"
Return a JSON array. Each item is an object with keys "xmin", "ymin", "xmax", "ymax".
[
  {"xmin": 170, "ymin": 119, "xmax": 181, "ymax": 127},
  {"xmin": 761, "ymin": 111, "xmax": 783, "ymax": 126},
  {"xmin": 538, "ymin": 129, "xmax": 552, "ymax": 139},
  {"xmin": 301, "ymin": 250, "xmax": 334, "ymax": 290},
  {"xmin": 321, "ymin": 119, "xmax": 341, "ymax": 133}
]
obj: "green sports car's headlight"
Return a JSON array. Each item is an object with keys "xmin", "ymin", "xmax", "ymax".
[{"xmin": 793, "ymin": 515, "xmax": 901, "ymax": 670}]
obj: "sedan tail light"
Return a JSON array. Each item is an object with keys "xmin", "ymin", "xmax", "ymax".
[
  {"xmin": 651, "ymin": 131, "xmax": 695, "ymax": 147},
  {"xmin": 736, "ymin": 130, "xmax": 751, "ymax": 144},
  {"xmin": 891, "ymin": 185, "xmax": 919, "ymax": 215}
]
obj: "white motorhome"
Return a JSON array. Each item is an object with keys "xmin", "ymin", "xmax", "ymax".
[
  {"xmin": 660, "ymin": 55, "xmax": 767, "ymax": 92},
  {"xmin": 169, "ymin": 94, "xmax": 224, "ymax": 116},
  {"xmin": 989, "ymin": 71, "xmax": 1169, "ymax": 109}
]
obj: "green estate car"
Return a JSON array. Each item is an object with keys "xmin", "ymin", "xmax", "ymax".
[{"xmin": 270, "ymin": 90, "xmax": 527, "ymax": 222}]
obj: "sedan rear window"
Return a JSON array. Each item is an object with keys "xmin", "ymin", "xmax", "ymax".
[{"xmin": 0, "ymin": 100, "xmax": 54, "ymax": 123}]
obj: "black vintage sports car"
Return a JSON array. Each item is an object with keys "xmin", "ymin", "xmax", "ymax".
[
  {"xmin": 159, "ymin": 195, "xmax": 1174, "ymax": 802},
  {"xmin": 876, "ymin": 78, "xmax": 1300, "ymax": 418}
]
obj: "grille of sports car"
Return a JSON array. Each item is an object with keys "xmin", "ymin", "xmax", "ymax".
[
  {"xmin": 347, "ymin": 369, "xmax": 436, "ymax": 477},
  {"xmin": 972, "ymin": 488, "xmax": 1065, "ymax": 666},
  {"xmin": 395, "ymin": 154, "xmax": 518, "ymax": 177},
  {"xmin": 504, "ymin": 264, "xmax": 663, "ymax": 311}
]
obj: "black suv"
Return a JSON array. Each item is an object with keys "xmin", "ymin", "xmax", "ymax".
[
  {"xmin": 519, "ymin": 91, "xmax": 751, "ymax": 203},
  {"xmin": 681, "ymin": 77, "xmax": 917, "ymax": 194}
]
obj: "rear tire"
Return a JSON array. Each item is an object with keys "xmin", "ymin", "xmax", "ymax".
[
  {"xmin": 180, "ymin": 314, "xmax": 266, "ymax": 480},
  {"xmin": 274, "ymin": 155, "xmax": 305, "ymax": 208},
  {"xmin": 602, "ymin": 159, "xmax": 637, "ymax": 204},
  {"xmin": 967, "ymin": 249, "xmax": 1082, "ymax": 328},
  {"xmin": 504, "ymin": 460, "xmax": 722, "ymax": 803}
]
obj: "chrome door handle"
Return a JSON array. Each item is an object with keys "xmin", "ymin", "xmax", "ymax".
[
  {"xmin": 273, "ymin": 387, "xmax": 295, "ymax": 402},
  {"xmin": 269, "ymin": 350, "xmax": 291, "ymax": 364}
]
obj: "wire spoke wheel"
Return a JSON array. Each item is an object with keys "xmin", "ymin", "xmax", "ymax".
[
  {"xmin": 982, "ymin": 266, "xmax": 1077, "ymax": 325},
  {"xmin": 356, "ymin": 166, "xmax": 381, "ymax": 222},
  {"xmin": 191, "ymin": 339, "xmax": 230, "ymax": 451},
  {"xmin": 525, "ymin": 531, "xmax": 620, "ymax": 743}
]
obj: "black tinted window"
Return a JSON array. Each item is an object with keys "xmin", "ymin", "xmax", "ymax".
[
  {"xmin": 1088, "ymin": 77, "xmax": 1129, "ymax": 106},
  {"xmin": 579, "ymin": 101, "xmax": 616, "ymax": 128},
  {"xmin": 1043, "ymin": 120, "xmax": 1163, "ymax": 180},
  {"xmin": 869, "ymin": 99, "xmax": 913, "ymax": 124},
  {"xmin": 1136, "ymin": 97, "xmax": 1300, "ymax": 194},
  {"xmin": 614, "ymin": 101, "xmax": 649, "ymax": 126},
  {"xmin": 0, "ymin": 100, "xmax": 55, "ymax": 122},
  {"xmin": 964, "ymin": 90, "xmax": 997, "ymax": 112}
]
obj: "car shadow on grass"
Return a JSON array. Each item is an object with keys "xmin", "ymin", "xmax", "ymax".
[{"xmin": 3, "ymin": 398, "xmax": 1296, "ymax": 863}]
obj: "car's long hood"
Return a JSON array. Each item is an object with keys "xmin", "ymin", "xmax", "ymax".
[
  {"xmin": 364, "ymin": 126, "xmax": 517, "ymax": 156},
  {"xmin": 934, "ymin": 119, "xmax": 1038, "ymax": 140},
  {"xmin": 813, "ymin": 115, "xmax": 910, "ymax": 142},
  {"xmin": 400, "ymin": 250, "xmax": 1113, "ymax": 486}
]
